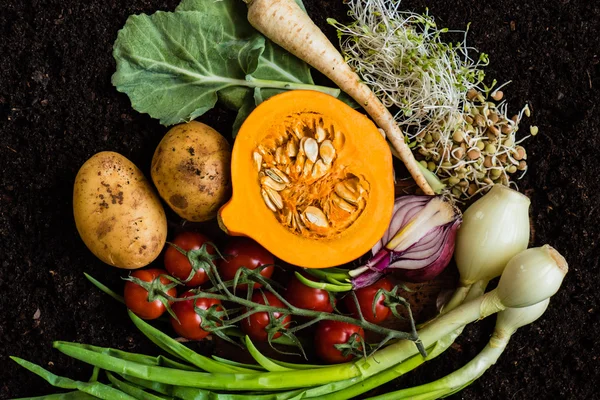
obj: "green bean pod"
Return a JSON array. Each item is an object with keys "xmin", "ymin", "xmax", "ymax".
[
  {"xmin": 12, "ymin": 391, "xmax": 98, "ymax": 400},
  {"xmin": 10, "ymin": 357, "xmax": 137, "ymax": 400},
  {"xmin": 244, "ymin": 337, "xmax": 293, "ymax": 372},
  {"xmin": 106, "ymin": 372, "xmax": 171, "ymax": 400},
  {"xmin": 211, "ymin": 356, "xmax": 265, "ymax": 371},
  {"xmin": 54, "ymin": 341, "xmax": 198, "ymax": 372},
  {"xmin": 54, "ymin": 341, "xmax": 361, "ymax": 391},
  {"xmin": 122, "ymin": 374, "xmax": 306, "ymax": 400},
  {"xmin": 128, "ymin": 311, "xmax": 255, "ymax": 374}
]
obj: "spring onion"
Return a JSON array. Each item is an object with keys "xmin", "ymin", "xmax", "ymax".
[
  {"xmin": 368, "ymin": 299, "xmax": 550, "ymax": 400},
  {"xmin": 497, "ymin": 245, "xmax": 567, "ymax": 308},
  {"xmin": 443, "ymin": 185, "xmax": 530, "ymax": 313},
  {"xmin": 363, "ymin": 244, "xmax": 562, "ymax": 393}
]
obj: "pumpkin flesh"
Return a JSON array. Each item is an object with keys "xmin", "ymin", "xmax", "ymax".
[{"xmin": 219, "ymin": 91, "xmax": 394, "ymax": 268}]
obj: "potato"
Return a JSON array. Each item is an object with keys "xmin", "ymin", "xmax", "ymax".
[
  {"xmin": 73, "ymin": 151, "xmax": 167, "ymax": 269},
  {"xmin": 151, "ymin": 121, "xmax": 231, "ymax": 222}
]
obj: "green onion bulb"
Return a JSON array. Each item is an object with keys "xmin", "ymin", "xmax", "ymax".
[
  {"xmin": 496, "ymin": 298, "xmax": 550, "ymax": 335},
  {"xmin": 497, "ymin": 245, "xmax": 568, "ymax": 308},
  {"xmin": 454, "ymin": 185, "xmax": 530, "ymax": 284}
]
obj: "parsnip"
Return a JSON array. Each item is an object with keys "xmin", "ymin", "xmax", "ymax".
[{"xmin": 243, "ymin": 0, "xmax": 434, "ymax": 195}]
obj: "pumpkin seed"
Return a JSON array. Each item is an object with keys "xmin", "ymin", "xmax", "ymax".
[
  {"xmin": 261, "ymin": 189, "xmax": 277, "ymax": 212},
  {"xmin": 293, "ymin": 151, "xmax": 306, "ymax": 176},
  {"xmin": 303, "ymin": 137, "xmax": 319, "ymax": 163},
  {"xmin": 335, "ymin": 181, "xmax": 359, "ymax": 204},
  {"xmin": 304, "ymin": 206, "xmax": 328, "ymax": 228},
  {"xmin": 286, "ymin": 139, "xmax": 298, "ymax": 157},
  {"xmin": 312, "ymin": 160, "xmax": 329, "ymax": 180},
  {"xmin": 264, "ymin": 187, "xmax": 283, "ymax": 209},
  {"xmin": 253, "ymin": 152, "xmax": 262, "ymax": 170},
  {"xmin": 302, "ymin": 159, "xmax": 315, "ymax": 179},
  {"xmin": 292, "ymin": 124, "xmax": 305, "ymax": 140},
  {"xmin": 261, "ymin": 176, "xmax": 287, "ymax": 191},
  {"xmin": 319, "ymin": 140, "xmax": 336, "ymax": 165},
  {"xmin": 284, "ymin": 208, "xmax": 293, "ymax": 225},
  {"xmin": 275, "ymin": 146, "xmax": 284, "ymax": 164},
  {"xmin": 295, "ymin": 212, "xmax": 305, "ymax": 231},
  {"xmin": 266, "ymin": 168, "xmax": 290, "ymax": 184},
  {"xmin": 315, "ymin": 120, "xmax": 327, "ymax": 143},
  {"xmin": 333, "ymin": 129, "xmax": 345, "ymax": 150},
  {"xmin": 332, "ymin": 194, "xmax": 356, "ymax": 213}
]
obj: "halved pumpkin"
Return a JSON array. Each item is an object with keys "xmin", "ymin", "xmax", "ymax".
[{"xmin": 219, "ymin": 90, "xmax": 394, "ymax": 268}]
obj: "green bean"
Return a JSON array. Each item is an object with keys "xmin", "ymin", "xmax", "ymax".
[
  {"xmin": 221, "ymin": 328, "xmax": 299, "ymax": 347},
  {"xmin": 54, "ymin": 342, "xmax": 361, "ymax": 391},
  {"xmin": 54, "ymin": 342, "xmax": 197, "ymax": 371},
  {"xmin": 211, "ymin": 356, "xmax": 265, "ymax": 371},
  {"xmin": 244, "ymin": 337, "xmax": 292, "ymax": 372},
  {"xmin": 10, "ymin": 357, "xmax": 136, "ymax": 400},
  {"xmin": 89, "ymin": 366, "xmax": 101, "ymax": 382},
  {"xmin": 84, "ymin": 273, "xmax": 125, "ymax": 304},
  {"xmin": 106, "ymin": 372, "xmax": 171, "ymax": 400},
  {"xmin": 122, "ymin": 374, "xmax": 306, "ymax": 400},
  {"xmin": 265, "ymin": 358, "xmax": 328, "ymax": 370},
  {"xmin": 12, "ymin": 390, "xmax": 98, "ymax": 400},
  {"xmin": 159, "ymin": 356, "xmax": 199, "ymax": 371},
  {"xmin": 128, "ymin": 311, "xmax": 255, "ymax": 374}
]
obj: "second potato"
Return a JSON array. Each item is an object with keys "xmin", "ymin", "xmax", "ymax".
[{"xmin": 151, "ymin": 121, "xmax": 231, "ymax": 222}]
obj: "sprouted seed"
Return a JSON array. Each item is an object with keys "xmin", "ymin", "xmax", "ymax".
[{"xmin": 330, "ymin": 0, "xmax": 535, "ymax": 199}]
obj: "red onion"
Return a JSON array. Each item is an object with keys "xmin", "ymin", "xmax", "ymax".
[{"xmin": 350, "ymin": 195, "xmax": 461, "ymax": 288}]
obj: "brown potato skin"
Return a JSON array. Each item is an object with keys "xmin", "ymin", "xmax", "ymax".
[
  {"xmin": 151, "ymin": 121, "xmax": 231, "ymax": 222},
  {"xmin": 73, "ymin": 151, "xmax": 167, "ymax": 269}
]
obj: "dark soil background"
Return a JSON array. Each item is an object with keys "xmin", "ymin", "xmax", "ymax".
[{"xmin": 1, "ymin": 0, "xmax": 599, "ymax": 399}]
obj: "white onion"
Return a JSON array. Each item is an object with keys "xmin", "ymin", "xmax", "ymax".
[{"xmin": 454, "ymin": 185, "xmax": 531, "ymax": 284}]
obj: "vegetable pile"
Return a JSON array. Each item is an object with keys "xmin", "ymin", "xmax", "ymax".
[{"xmin": 11, "ymin": 0, "xmax": 569, "ymax": 399}]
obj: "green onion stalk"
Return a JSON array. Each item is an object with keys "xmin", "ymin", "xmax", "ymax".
[
  {"xmin": 279, "ymin": 245, "xmax": 567, "ymax": 399},
  {"xmin": 368, "ymin": 299, "xmax": 550, "ymax": 400},
  {"xmin": 310, "ymin": 280, "xmax": 486, "ymax": 400},
  {"xmin": 21, "ymin": 245, "xmax": 565, "ymax": 396}
]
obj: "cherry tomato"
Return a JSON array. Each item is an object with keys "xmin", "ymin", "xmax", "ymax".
[
  {"xmin": 241, "ymin": 291, "xmax": 291, "ymax": 341},
  {"xmin": 217, "ymin": 237, "xmax": 274, "ymax": 289},
  {"xmin": 315, "ymin": 320, "xmax": 364, "ymax": 364},
  {"xmin": 164, "ymin": 232, "xmax": 214, "ymax": 287},
  {"xmin": 124, "ymin": 269, "xmax": 177, "ymax": 320},
  {"xmin": 344, "ymin": 277, "xmax": 393, "ymax": 324},
  {"xmin": 170, "ymin": 291, "xmax": 223, "ymax": 340},
  {"xmin": 285, "ymin": 273, "xmax": 334, "ymax": 313}
]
